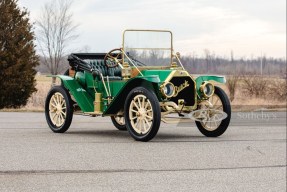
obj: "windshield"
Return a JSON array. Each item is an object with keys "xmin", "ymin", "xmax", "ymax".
[{"xmin": 123, "ymin": 30, "xmax": 173, "ymax": 67}]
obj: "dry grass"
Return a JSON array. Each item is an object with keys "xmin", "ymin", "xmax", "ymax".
[
  {"xmin": 267, "ymin": 79, "xmax": 287, "ymax": 99},
  {"xmin": 241, "ymin": 75, "xmax": 268, "ymax": 97},
  {"xmin": 221, "ymin": 76, "xmax": 286, "ymax": 111},
  {"xmin": 25, "ymin": 75, "xmax": 62, "ymax": 111},
  {"xmin": 2, "ymin": 75, "xmax": 286, "ymax": 112},
  {"xmin": 226, "ymin": 75, "xmax": 240, "ymax": 102},
  {"xmin": 22, "ymin": 81, "xmax": 50, "ymax": 111}
]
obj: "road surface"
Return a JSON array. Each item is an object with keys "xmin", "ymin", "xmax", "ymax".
[{"xmin": 0, "ymin": 111, "xmax": 286, "ymax": 191}]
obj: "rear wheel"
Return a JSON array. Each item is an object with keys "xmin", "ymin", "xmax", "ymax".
[
  {"xmin": 45, "ymin": 86, "xmax": 73, "ymax": 133},
  {"xmin": 124, "ymin": 87, "xmax": 161, "ymax": 142},
  {"xmin": 195, "ymin": 86, "xmax": 231, "ymax": 137},
  {"xmin": 111, "ymin": 114, "xmax": 126, "ymax": 131}
]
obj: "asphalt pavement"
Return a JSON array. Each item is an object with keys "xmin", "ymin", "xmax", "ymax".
[{"xmin": 0, "ymin": 111, "xmax": 286, "ymax": 192}]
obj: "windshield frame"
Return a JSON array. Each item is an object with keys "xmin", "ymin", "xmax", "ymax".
[{"xmin": 122, "ymin": 29, "xmax": 174, "ymax": 67}]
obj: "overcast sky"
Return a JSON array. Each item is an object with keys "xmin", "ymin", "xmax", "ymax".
[{"xmin": 19, "ymin": 0, "xmax": 286, "ymax": 58}]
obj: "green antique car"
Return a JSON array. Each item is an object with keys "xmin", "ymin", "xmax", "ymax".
[{"xmin": 45, "ymin": 29, "xmax": 231, "ymax": 141}]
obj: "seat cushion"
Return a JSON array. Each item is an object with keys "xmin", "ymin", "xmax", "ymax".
[{"xmin": 85, "ymin": 59, "xmax": 122, "ymax": 80}]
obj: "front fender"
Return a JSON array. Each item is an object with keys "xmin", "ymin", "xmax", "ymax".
[
  {"xmin": 103, "ymin": 76, "xmax": 160, "ymax": 115},
  {"xmin": 195, "ymin": 75, "xmax": 226, "ymax": 95}
]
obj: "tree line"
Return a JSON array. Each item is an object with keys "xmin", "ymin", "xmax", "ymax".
[
  {"xmin": 35, "ymin": 50, "xmax": 286, "ymax": 77},
  {"xmin": 180, "ymin": 52, "xmax": 286, "ymax": 76}
]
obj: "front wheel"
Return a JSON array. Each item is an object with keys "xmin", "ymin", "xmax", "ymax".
[
  {"xmin": 195, "ymin": 86, "xmax": 231, "ymax": 137},
  {"xmin": 45, "ymin": 86, "xmax": 73, "ymax": 133},
  {"xmin": 124, "ymin": 87, "xmax": 161, "ymax": 142}
]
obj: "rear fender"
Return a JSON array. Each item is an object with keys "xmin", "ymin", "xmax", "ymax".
[{"xmin": 50, "ymin": 75, "xmax": 94, "ymax": 112}]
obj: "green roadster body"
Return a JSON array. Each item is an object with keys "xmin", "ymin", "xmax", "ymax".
[{"xmin": 45, "ymin": 29, "xmax": 231, "ymax": 141}]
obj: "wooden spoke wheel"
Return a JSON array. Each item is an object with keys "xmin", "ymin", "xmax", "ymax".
[
  {"xmin": 45, "ymin": 86, "xmax": 73, "ymax": 133},
  {"xmin": 124, "ymin": 87, "xmax": 161, "ymax": 141},
  {"xmin": 111, "ymin": 114, "xmax": 127, "ymax": 131},
  {"xmin": 195, "ymin": 86, "xmax": 231, "ymax": 137}
]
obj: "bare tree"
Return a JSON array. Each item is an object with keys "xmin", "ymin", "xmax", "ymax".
[
  {"xmin": 241, "ymin": 74, "xmax": 268, "ymax": 97},
  {"xmin": 204, "ymin": 49, "xmax": 210, "ymax": 74},
  {"xmin": 226, "ymin": 50, "xmax": 240, "ymax": 102},
  {"xmin": 36, "ymin": 0, "xmax": 78, "ymax": 83}
]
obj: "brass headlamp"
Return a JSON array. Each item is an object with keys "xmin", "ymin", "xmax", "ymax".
[
  {"xmin": 160, "ymin": 82, "xmax": 175, "ymax": 98},
  {"xmin": 200, "ymin": 81, "xmax": 214, "ymax": 98}
]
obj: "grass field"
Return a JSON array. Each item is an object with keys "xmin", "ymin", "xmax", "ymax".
[{"xmin": 1, "ymin": 74, "xmax": 285, "ymax": 112}]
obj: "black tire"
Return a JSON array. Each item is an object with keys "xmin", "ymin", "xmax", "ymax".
[
  {"xmin": 45, "ymin": 86, "xmax": 73, "ymax": 133},
  {"xmin": 111, "ymin": 115, "xmax": 127, "ymax": 131},
  {"xmin": 195, "ymin": 86, "xmax": 231, "ymax": 137},
  {"xmin": 124, "ymin": 87, "xmax": 161, "ymax": 142}
]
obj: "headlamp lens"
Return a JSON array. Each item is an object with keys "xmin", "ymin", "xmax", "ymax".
[
  {"xmin": 203, "ymin": 83, "xmax": 214, "ymax": 97},
  {"xmin": 162, "ymin": 82, "xmax": 175, "ymax": 97}
]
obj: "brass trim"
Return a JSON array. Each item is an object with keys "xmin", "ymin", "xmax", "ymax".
[
  {"xmin": 124, "ymin": 47, "xmax": 171, "ymax": 50},
  {"xmin": 173, "ymin": 80, "xmax": 190, "ymax": 97},
  {"xmin": 199, "ymin": 81, "xmax": 215, "ymax": 98},
  {"xmin": 94, "ymin": 93, "xmax": 102, "ymax": 113},
  {"xmin": 122, "ymin": 61, "xmax": 131, "ymax": 80},
  {"xmin": 171, "ymin": 62, "xmax": 177, "ymax": 68},
  {"xmin": 160, "ymin": 82, "xmax": 175, "ymax": 98},
  {"xmin": 173, "ymin": 51, "xmax": 186, "ymax": 70},
  {"xmin": 121, "ymin": 48, "xmax": 143, "ymax": 76},
  {"xmin": 160, "ymin": 101, "xmax": 195, "ymax": 123},
  {"xmin": 161, "ymin": 117, "xmax": 193, "ymax": 124},
  {"xmin": 162, "ymin": 70, "xmax": 197, "ymax": 110}
]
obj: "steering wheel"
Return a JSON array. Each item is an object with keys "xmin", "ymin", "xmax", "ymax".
[{"xmin": 104, "ymin": 48, "xmax": 123, "ymax": 68}]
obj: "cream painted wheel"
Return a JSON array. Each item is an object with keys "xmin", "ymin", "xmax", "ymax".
[
  {"xmin": 125, "ymin": 87, "xmax": 161, "ymax": 142},
  {"xmin": 49, "ymin": 93, "xmax": 67, "ymax": 127},
  {"xmin": 129, "ymin": 94, "xmax": 153, "ymax": 134},
  {"xmin": 195, "ymin": 86, "xmax": 231, "ymax": 137},
  {"xmin": 114, "ymin": 116, "xmax": 125, "ymax": 125},
  {"xmin": 199, "ymin": 94, "xmax": 224, "ymax": 131},
  {"xmin": 45, "ymin": 86, "xmax": 73, "ymax": 133},
  {"xmin": 111, "ymin": 113, "xmax": 127, "ymax": 131}
]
